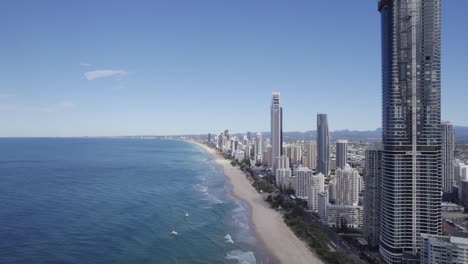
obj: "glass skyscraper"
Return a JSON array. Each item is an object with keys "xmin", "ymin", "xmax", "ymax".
[
  {"xmin": 271, "ymin": 92, "xmax": 282, "ymax": 179},
  {"xmin": 378, "ymin": 0, "xmax": 442, "ymax": 263},
  {"xmin": 317, "ymin": 113, "xmax": 330, "ymax": 176}
]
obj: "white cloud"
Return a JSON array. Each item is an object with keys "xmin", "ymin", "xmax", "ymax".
[
  {"xmin": 84, "ymin": 70, "xmax": 127, "ymax": 80},
  {"xmin": 0, "ymin": 93, "xmax": 15, "ymax": 99},
  {"xmin": 42, "ymin": 100, "xmax": 76, "ymax": 113},
  {"xmin": 80, "ymin": 62, "xmax": 92, "ymax": 67}
]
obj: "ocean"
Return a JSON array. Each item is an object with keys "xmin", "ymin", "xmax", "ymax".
[{"xmin": 0, "ymin": 138, "xmax": 269, "ymax": 264}]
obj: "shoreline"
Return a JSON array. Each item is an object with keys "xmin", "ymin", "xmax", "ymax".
[{"xmin": 190, "ymin": 141, "xmax": 323, "ymax": 264}]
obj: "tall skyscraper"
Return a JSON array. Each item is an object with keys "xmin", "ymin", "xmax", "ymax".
[
  {"xmin": 255, "ymin": 132, "xmax": 263, "ymax": 164},
  {"xmin": 305, "ymin": 141, "xmax": 317, "ymax": 170},
  {"xmin": 308, "ymin": 172, "xmax": 325, "ymax": 212},
  {"xmin": 363, "ymin": 146, "xmax": 382, "ymax": 249},
  {"xmin": 379, "ymin": 0, "xmax": 442, "ymax": 262},
  {"xmin": 294, "ymin": 167, "xmax": 313, "ymax": 199},
  {"xmin": 271, "ymin": 92, "xmax": 283, "ymax": 178},
  {"xmin": 317, "ymin": 113, "xmax": 330, "ymax": 176},
  {"xmin": 276, "ymin": 155, "xmax": 292, "ymax": 189},
  {"xmin": 441, "ymin": 121, "xmax": 455, "ymax": 193},
  {"xmin": 335, "ymin": 165, "xmax": 360, "ymax": 206},
  {"xmin": 335, "ymin": 139, "xmax": 348, "ymax": 170}
]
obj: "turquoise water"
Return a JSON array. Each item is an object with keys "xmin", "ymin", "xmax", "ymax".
[{"xmin": 0, "ymin": 138, "xmax": 270, "ymax": 263}]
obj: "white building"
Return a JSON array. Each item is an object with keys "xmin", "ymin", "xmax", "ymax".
[
  {"xmin": 335, "ymin": 165, "xmax": 360, "ymax": 206},
  {"xmin": 455, "ymin": 161, "xmax": 468, "ymax": 201},
  {"xmin": 304, "ymin": 140, "xmax": 317, "ymax": 170},
  {"xmin": 255, "ymin": 132, "xmax": 263, "ymax": 164},
  {"xmin": 420, "ymin": 234, "xmax": 468, "ymax": 264},
  {"xmin": 308, "ymin": 173, "xmax": 325, "ymax": 211},
  {"xmin": 276, "ymin": 155, "xmax": 292, "ymax": 189},
  {"xmin": 294, "ymin": 167, "xmax": 313, "ymax": 199},
  {"xmin": 326, "ymin": 204, "xmax": 363, "ymax": 229},
  {"xmin": 234, "ymin": 151, "xmax": 245, "ymax": 161}
]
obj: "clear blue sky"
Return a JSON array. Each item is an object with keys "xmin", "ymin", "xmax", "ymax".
[{"xmin": 0, "ymin": 1, "xmax": 466, "ymax": 136}]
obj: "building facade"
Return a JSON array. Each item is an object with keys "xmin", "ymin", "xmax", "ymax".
[
  {"xmin": 363, "ymin": 147, "xmax": 382, "ymax": 249},
  {"xmin": 304, "ymin": 140, "xmax": 317, "ymax": 170},
  {"xmin": 308, "ymin": 173, "xmax": 325, "ymax": 212},
  {"xmin": 327, "ymin": 205, "xmax": 363, "ymax": 229},
  {"xmin": 441, "ymin": 121, "xmax": 455, "ymax": 193},
  {"xmin": 317, "ymin": 113, "xmax": 330, "ymax": 176},
  {"xmin": 335, "ymin": 165, "xmax": 360, "ymax": 206},
  {"xmin": 420, "ymin": 234, "xmax": 468, "ymax": 264},
  {"xmin": 336, "ymin": 139, "xmax": 348, "ymax": 170},
  {"xmin": 318, "ymin": 191, "xmax": 329, "ymax": 223},
  {"xmin": 270, "ymin": 92, "xmax": 283, "ymax": 178},
  {"xmin": 276, "ymin": 155, "xmax": 292, "ymax": 189},
  {"xmin": 294, "ymin": 167, "xmax": 313, "ymax": 199},
  {"xmin": 379, "ymin": 0, "xmax": 443, "ymax": 262}
]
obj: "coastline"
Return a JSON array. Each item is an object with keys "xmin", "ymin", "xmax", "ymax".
[{"xmin": 191, "ymin": 141, "xmax": 323, "ymax": 264}]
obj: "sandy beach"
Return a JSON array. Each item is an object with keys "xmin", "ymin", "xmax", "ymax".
[{"xmin": 192, "ymin": 141, "xmax": 323, "ymax": 264}]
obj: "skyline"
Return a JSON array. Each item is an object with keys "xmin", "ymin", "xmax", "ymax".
[{"xmin": 1, "ymin": 1, "xmax": 467, "ymax": 137}]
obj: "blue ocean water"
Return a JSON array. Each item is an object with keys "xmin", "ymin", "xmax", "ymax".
[{"xmin": 0, "ymin": 138, "xmax": 269, "ymax": 264}]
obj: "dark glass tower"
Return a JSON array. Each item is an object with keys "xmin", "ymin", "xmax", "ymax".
[
  {"xmin": 317, "ymin": 113, "xmax": 330, "ymax": 176},
  {"xmin": 378, "ymin": 0, "xmax": 442, "ymax": 263}
]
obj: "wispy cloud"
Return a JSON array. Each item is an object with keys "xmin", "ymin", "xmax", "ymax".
[
  {"xmin": 42, "ymin": 100, "xmax": 76, "ymax": 113},
  {"xmin": 84, "ymin": 70, "xmax": 127, "ymax": 81},
  {"xmin": 80, "ymin": 62, "xmax": 92, "ymax": 67},
  {"xmin": 0, "ymin": 93, "xmax": 15, "ymax": 99}
]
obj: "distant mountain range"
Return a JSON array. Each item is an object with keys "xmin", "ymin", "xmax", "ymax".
[{"xmin": 224, "ymin": 126, "xmax": 468, "ymax": 143}]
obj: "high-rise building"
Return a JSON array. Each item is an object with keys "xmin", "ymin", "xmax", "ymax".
[
  {"xmin": 364, "ymin": 147, "xmax": 382, "ymax": 249},
  {"xmin": 318, "ymin": 191, "xmax": 329, "ymax": 223},
  {"xmin": 276, "ymin": 155, "xmax": 292, "ymax": 189},
  {"xmin": 304, "ymin": 141, "xmax": 317, "ymax": 170},
  {"xmin": 455, "ymin": 161, "xmax": 468, "ymax": 200},
  {"xmin": 246, "ymin": 131, "xmax": 252, "ymax": 141},
  {"xmin": 294, "ymin": 167, "xmax": 313, "ymax": 199},
  {"xmin": 264, "ymin": 144, "xmax": 272, "ymax": 167},
  {"xmin": 441, "ymin": 121, "xmax": 455, "ymax": 193},
  {"xmin": 271, "ymin": 92, "xmax": 283, "ymax": 178},
  {"xmin": 328, "ymin": 177, "xmax": 337, "ymax": 203},
  {"xmin": 420, "ymin": 234, "xmax": 468, "ymax": 264},
  {"xmin": 379, "ymin": 0, "xmax": 442, "ymax": 262},
  {"xmin": 317, "ymin": 113, "xmax": 330, "ymax": 176},
  {"xmin": 308, "ymin": 173, "xmax": 325, "ymax": 211},
  {"xmin": 335, "ymin": 165, "xmax": 360, "ymax": 206},
  {"xmin": 336, "ymin": 139, "xmax": 348, "ymax": 170},
  {"xmin": 255, "ymin": 132, "xmax": 263, "ymax": 164}
]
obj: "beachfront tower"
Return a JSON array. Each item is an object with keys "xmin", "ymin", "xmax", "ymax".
[
  {"xmin": 271, "ymin": 92, "xmax": 283, "ymax": 179},
  {"xmin": 335, "ymin": 139, "xmax": 348, "ymax": 170},
  {"xmin": 317, "ymin": 113, "xmax": 330, "ymax": 176},
  {"xmin": 441, "ymin": 121, "xmax": 455, "ymax": 193},
  {"xmin": 378, "ymin": 0, "xmax": 442, "ymax": 262}
]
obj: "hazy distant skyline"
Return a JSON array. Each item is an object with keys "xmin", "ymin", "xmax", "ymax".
[{"xmin": 1, "ymin": 1, "xmax": 466, "ymax": 137}]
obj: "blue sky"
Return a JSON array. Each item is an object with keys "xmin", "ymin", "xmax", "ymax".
[{"xmin": 0, "ymin": 1, "xmax": 466, "ymax": 136}]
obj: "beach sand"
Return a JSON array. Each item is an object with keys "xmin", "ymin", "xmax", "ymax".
[{"xmin": 192, "ymin": 141, "xmax": 323, "ymax": 264}]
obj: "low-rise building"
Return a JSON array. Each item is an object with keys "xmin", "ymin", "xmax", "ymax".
[
  {"xmin": 420, "ymin": 234, "xmax": 468, "ymax": 264},
  {"xmin": 326, "ymin": 204, "xmax": 363, "ymax": 229}
]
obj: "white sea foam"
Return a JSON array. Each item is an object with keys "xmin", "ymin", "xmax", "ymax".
[
  {"xmin": 195, "ymin": 183, "xmax": 223, "ymax": 204},
  {"xmin": 226, "ymin": 250, "xmax": 256, "ymax": 264},
  {"xmin": 224, "ymin": 234, "xmax": 234, "ymax": 244}
]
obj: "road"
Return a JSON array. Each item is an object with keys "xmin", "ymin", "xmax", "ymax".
[{"xmin": 304, "ymin": 211, "xmax": 367, "ymax": 264}]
